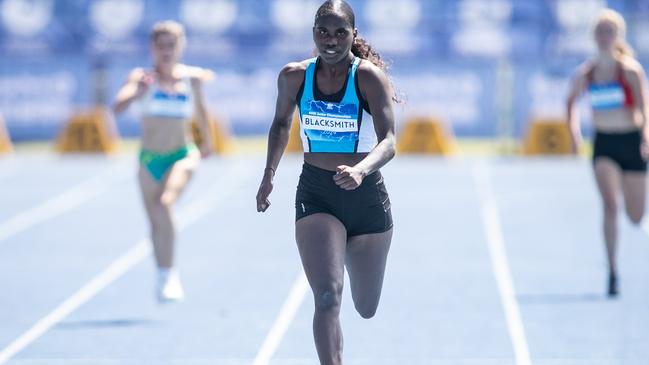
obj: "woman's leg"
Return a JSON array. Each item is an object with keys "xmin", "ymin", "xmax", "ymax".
[
  {"xmin": 138, "ymin": 166, "xmax": 171, "ymax": 267},
  {"xmin": 160, "ymin": 152, "xmax": 200, "ymax": 208},
  {"xmin": 139, "ymin": 153, "xmax": 199, "ymax": 269},
  {"xmin": 621, "ymin": 172, "xmax": 646, "ymax": 225},
  {"xmin": 296, "ymin": 213, "xmax": 347, "ymax": 365},
  {"xmin": 593, "ymin": 158, "xmax": 622, "ymax": 293},
  {"xmin": 345, "ymin": 229, "xmax": 393, "ymax": 319}
]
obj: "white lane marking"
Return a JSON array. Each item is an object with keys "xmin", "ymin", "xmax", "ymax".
[
  {"xmin": 0, "ymin": 161, "xmax": 131, "ymax": 243},
  {"xmin": 251, "ymin": 272, "xmax": 309, "ymax": 365},
  {"xmin": 0, "ymin": 162, "xmax": 255, "ymax": 364},
  {"xmin": 473, "ymin": 161, "xmax": 533, "ymax": 365}
]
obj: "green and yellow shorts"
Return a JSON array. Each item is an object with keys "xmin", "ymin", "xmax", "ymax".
[{"xmin": 139, "ymin": 143, "xmax": 198, "ymax": 182}]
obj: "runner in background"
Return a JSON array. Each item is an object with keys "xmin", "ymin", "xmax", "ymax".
[
  {"xmin": 113, "ymin": 20, "xmax": 213, "ymax": 302},
  {"xmin": 567, "ymin": 9, "xmax": 649, "ymax": 297}
]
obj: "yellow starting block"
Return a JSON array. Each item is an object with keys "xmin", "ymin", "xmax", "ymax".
[
  {"xmin": 191, "ymin": 114, "xmax": 234, "ymax": 154},
  {"xmin": 56, "ymin": 107, "xmax": 119, "ymax": 153},
  {"xmin": 0, "ymin": 114, "xmax": 13, "ymax": 154},
  {"xmin": 397, "ymin": 117, "xmax": 455, "ymax": 154},
  {"xmin": 522, "ymin": 118, "xmax": 572, "ymax": 155},
  {"xmin": 285, "ymin": 112, "xmax": 303, "ymax": 153}
]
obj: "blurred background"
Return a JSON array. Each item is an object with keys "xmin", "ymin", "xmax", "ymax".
[{"xmin": 1, "ymin": 0, "xmax": 648, "ymax": 146}]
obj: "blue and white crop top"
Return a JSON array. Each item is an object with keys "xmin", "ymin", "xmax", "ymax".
[
  {"xmin": 586, "ymin": 62, "xmax": 634, "ymax": 112},
  {"xmin": 139, "ymin": 77, "xmax": 194, "ymax": 119},
  {"xmin": 297, "ymin": 57, "xmax": 376, "ymax": 153}
]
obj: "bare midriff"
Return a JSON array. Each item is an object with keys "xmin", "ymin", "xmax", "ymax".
[
  {"xmin": 141, "ymin": 116, "xmax": 193, "ymax": 152},
  {"xmin": 304, "ymin": 152, "xmax": 370, "ymax": 171},
  {"xmin": 592, "ymin": 108, "xmax": 641, "ymax": 133}
]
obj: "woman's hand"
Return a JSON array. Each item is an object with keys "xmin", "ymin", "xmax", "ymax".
[
  {"xmin": 199, "ymin": 142, "xmax": 212, "ymax": 159},
  {"xmin": 570, "ymin": 133, "xmax": 582, "ymax": 155},
  {"xmin": 135, "ymin": 72, "xmax": 154, "ymax": 98},
  {"xmin": 256, "ymin": 168, "xmax": 275, "ymax": 212},
  {"xmin": 333, "ymin": 165, "xmax": 365, "ymax": 190},
  {"xmin": 641, "ymin": 134, "xmax": 649, "ymax": 161}
]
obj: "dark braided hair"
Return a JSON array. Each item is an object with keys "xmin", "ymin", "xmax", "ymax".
[
  {"xmin": 315, "ymin": 0, "xmax": 388, "ymax": 72},
  {"xmin": 315, "ymin": 0, "xmax": 400, "ymax": 102}
]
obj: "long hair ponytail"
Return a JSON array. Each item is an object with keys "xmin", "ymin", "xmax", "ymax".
[
  {"xmin": 615, "ymin": 39, "xmax": 635, "ymax": 58},
  {"xmin": 351, "ymin": 34, "xmax": 387, "ymax": 72}
]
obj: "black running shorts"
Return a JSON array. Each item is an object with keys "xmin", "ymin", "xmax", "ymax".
[
  {"xmin": 295, "ymin": 162, "xmax": 393, "ymax": 237},
  {"xmin": 593, "ymin": 130, "xmax": 647, "ymax": 172}
]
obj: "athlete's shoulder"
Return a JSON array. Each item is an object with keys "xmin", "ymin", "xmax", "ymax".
[
  {"xmin": 574, "ymin": 59, "xmax": 596, "ymax": 78},
  {"xmin": 178, "ymin": 64, "xmax": 215, "ymax": 83},
  {"xmin": 356, "ymin": 59, "xmax": 389, "ymax": 88},
  {"xmin": 279, "ymin": 59, "xmax": 311, "ymax": 79},
  {"xmin": 278, "ymin": 60, "xmax": 312, "ymax": 90},
  {"xmin": 619, "ymin": 56, "xmax": 645, "ymax": 77}
]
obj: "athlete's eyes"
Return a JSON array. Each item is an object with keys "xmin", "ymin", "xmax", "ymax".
[
  {"xmin": 317, "ymin": 28, "xmax": 328, "ymax": 36},
  {"xmin": 336, "ymin": 30, "xmax": 347, "ymax": 38}
]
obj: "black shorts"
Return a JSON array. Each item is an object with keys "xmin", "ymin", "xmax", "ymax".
[
  {"xmin": 593, "ymin": 130, "xmax": 647, "ymax": 172},
  {"xmin": 295, "ymin": 162, "xmax": 393, "ymax": 237}
]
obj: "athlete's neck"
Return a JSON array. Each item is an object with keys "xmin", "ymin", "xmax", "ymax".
[
  {"xmin": 597, "ymin": 49, "xmax": 619, "ymax": 65},
  {"xmin": 154, "ymin": 64, "xmax": 177, "ymax": 81},
  {"xmin": 320, "ymin": 53, "xmax": 354, "ymax": 79}
]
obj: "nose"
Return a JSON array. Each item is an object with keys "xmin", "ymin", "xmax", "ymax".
[{"xmin": 324, "ymin": 36, "xmax": 337, "ymax": 47}]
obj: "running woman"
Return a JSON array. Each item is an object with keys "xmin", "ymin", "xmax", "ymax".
[
  {"xmin": 113, "ymin": 20, "xmax": 213, "ymax": 302},
  {"xmin": 567, "ymin": 9, "xmax": 648, "ymax": 297},
  {"xmin": 256, "ymin": 1, "xmax": 397, "ymax": 363}
]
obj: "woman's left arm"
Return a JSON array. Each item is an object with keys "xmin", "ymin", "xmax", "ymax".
[
  {"xmin": 190, "ymin": 69, "xmax": 214, "ymax": 156},
  {"xmin": 333, "ymin": 64, "xmax": 396, "ymax": 190},
  {"xmin": 625, "ymin": 62, "xmax": 649, "ymax": 158}
]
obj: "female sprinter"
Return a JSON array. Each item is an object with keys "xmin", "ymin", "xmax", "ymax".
[
  {"xmin": 256, "ymin": 1, "xmax": 397, "ymax": 363},
  {"xmin": 567, "ymin": 9, "xmax": 648, "ymax": 297},
  {"xmin": 113, "ymin": 21, "xmax": 213, "ymax": 302}
]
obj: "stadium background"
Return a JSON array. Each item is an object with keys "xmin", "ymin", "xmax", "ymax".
[{"xmin": 1, "ymin": 0, "xmax": 649, "ymax": 142}]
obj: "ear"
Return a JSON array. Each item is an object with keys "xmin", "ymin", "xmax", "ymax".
[{"xmin": 353, "ymin": 28, "xmax": 358, "ymax": 39}]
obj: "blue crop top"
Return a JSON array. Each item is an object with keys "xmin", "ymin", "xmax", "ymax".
[
  {"xmin": 587, "ymin": 62, "xmax": 634, "ymax": 111},
  {"xmin": 296, "ymin": 57, "xmax": 376, "ymax": 153},
  {"xmin": 139, "ymin": 77, "xmax": 194, "ymax": 119}
]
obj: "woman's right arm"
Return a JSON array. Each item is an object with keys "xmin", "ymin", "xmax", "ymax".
[
  {"xmin": 256, "ymin": 63, "xmax": 304, "ymax": 212},
  {"xmin": 566, "ymin": 65, "xmax": 588, "ymax": 153},
  {"xmin": 112, "ymin": 68, "xmax": 151, "ymax": 115}
]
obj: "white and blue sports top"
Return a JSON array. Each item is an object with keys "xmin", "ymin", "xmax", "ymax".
[
  {"xmin": 297, "ymin": 57, "xmax": 376, "ymax": 153},
  {"xmin": 586, "ymin": 62, "xmax": 634, "ymax": 111},
  {"xmin": 139, "ymin": 77, "xmax": 194, "ymax": 120}
]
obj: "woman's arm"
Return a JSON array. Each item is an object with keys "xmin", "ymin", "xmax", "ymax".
[
  {"xmin": 624, "ymin": 60, "xmax": 649, "ymax": 158},
  {"xmin": 256, "ymin": 62, "xmax": 304, "ymax": 212},
  {"xmin": 112, "ymin": 68, "xmax": 151, "ymax": 114},
  {"xmin": 189, "ymin": 70, "xmax": 213, "ymax": 156},
  {"xmin": 333, "ymin": 63, "xmax": 396, "ymax": 190},
  {"xmin": 566, "ymin": 64, "xmax": 588, "ymax": 154}
]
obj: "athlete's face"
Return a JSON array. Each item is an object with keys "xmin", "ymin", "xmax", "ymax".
[
  {"xmin": 594, "ymin": 21, "xmax": 617, "ymax": 52},
  {"xmin": 313, "ymin": 13, "xmax": 357, "ymax": 65},
  {"xmin": 151, "ymin": 33, "xmax": 183, "ymax": 67}
]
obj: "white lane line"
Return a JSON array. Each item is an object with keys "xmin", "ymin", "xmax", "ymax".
[
  {"xmin": 0, "ymin": 162, "xmax": 255, "ymax": 364},
  {"xmin": 0, "ymin": 239, "xmax": 150, "ymax": 365},
  {"xmin": 0, "ymin": 161, "xmax": 131, "ymax": 243},
  {"xmin": 251, "ymin": 272, "xmax": 309, "ymax": 365},
  {"xmin": 472, "ymin": 161, "xmax": 533, "ymax": 365}
]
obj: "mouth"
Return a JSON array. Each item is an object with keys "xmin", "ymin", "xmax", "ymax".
[{"xmin": 323, "ymin": 49, "xmax": 338, "ymax": 56}]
